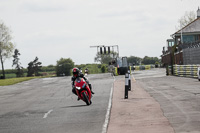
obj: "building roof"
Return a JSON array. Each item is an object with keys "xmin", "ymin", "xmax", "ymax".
[{"xmin": 174, "ymin": 17, "xmax": 200, "ymax": 36}]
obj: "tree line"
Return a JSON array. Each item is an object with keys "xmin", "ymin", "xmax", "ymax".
[
  {"xmin": 94, "ymin": 52, "xmax": 161, "ymax": 66},
  {"xmin": 127, "ymin": 56, "xmax": 160, "ymax": 66}
]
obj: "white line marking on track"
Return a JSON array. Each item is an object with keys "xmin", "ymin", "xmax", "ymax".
[
  {"xmin": 102, "ymin": 75, "xmax": 115, "ymax": 133},
  {"xmin": 43, "ymin": 109, "xmax": 53, "ymax": 118}
]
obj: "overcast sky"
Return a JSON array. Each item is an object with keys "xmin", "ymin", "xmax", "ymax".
[{"xmin": 0, "ymin": 0, "xmax": 199, "ymax": 69}]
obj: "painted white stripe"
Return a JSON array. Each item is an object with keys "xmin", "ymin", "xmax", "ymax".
[
  {"xmin": 102, "ymin": 76, "xmax": 115, "ymax": 133},
  {"xmin": 43, "ymin": 109, "xmax": 53, "ymax": 118}
]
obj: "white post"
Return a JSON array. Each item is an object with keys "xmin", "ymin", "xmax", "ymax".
[{"xmin": 128, "ymin": 70, "xmax": 131, "ymax": 91}]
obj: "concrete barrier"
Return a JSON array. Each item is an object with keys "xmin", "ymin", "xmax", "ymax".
[
  {"xmin": 134, "ymin": 65, "xmax": 154, "ymax": 71},
  {"xmin": 173, "ymin": 65, "xmax": 199, "ymax": 78}
]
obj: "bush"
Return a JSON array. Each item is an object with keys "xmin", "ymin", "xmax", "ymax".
[
  {"xmin": 75, "ymin": 64, "xmax": 104, "ymax": 74},
  {"xmin": 56, "ymin": 58, "xmax": 74, "ymax": 76},
  {"xmin": 101, "ymin": 64, "xmax": 106, "ymax": 73}
]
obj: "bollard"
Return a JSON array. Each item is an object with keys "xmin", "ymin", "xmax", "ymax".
[
  {"xmin": 125, "ymin": 73, "xmax": 129, "ymax": 99},
  {"xmin": 128, "ymin": 70, "xmax": 131, "ymax": 91}
]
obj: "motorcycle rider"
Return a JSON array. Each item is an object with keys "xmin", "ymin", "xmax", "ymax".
[
  {"xmin": 85, "ymin": 68, "xmax": 89, "ymax": 74},
  {"xmin": 71, "ymin": 68, "xmax": 94, "ymax": 99}
]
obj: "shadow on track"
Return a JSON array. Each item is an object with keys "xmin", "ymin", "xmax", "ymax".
[{"xmin": 62, "ymin": 105, "xmax": 87, "ymax": 108}]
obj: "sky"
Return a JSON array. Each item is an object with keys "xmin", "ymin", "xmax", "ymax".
[{"xmin": 0, "ymin": 0, "xmax": 199, "ymax": 69}]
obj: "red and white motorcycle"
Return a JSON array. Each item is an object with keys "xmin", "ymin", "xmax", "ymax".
[{"xmin": 74, "ymin": 77, "xmax": 92, "ymax": 105}]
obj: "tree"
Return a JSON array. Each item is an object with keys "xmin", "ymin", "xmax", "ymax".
[
  {"xmin": 101, "ymin": 64, "xmax": 107, "ymax": 73},
  {"xmin": 47, "ymin": 64, "xmax": 55, "ymax": 68},
  {"xmin": 141, "ymin": 56, "xmax": 160, "ymax": 65},
  {"xmin": 56, "ymin": 58, "xmax": 74, "ymax": 76},
  {"xmin": 177, "ymin": 11, "xmax": 196, "ymax": 30},
  {"xmin": 0, "ymin": 21, "xmax": 14, "ymax": 79},
  {"xmin": 27, "ymin": 57, "xmax": 42, "ymax": 77},
  {"xmin": 94, "ymin": 52, "xmax": 118, "ymax": 64},
  {"xmin": 127, "ymin": 56, "xmax": 142, "ymax": 65},
  {"xmin": 12, "ymin": 49, "xmax": 24, "ymax": 77}
]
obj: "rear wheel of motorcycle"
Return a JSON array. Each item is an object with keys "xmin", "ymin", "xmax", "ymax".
[{"xmin": 83, "ymin": 92, "xmax": 90, "ymax": 105}]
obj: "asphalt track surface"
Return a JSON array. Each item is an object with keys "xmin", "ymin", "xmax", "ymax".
[
  {"xmin": 1, "ymin": 69, "xmax": 200, "ymax": 133},
  {"xmin": 0, "ymin": 73, "xmax": 114, "ymax": 133},
  {"xmin": 134, "ymin": 69, "xmax": 200, "ymax": 133},
  {"xmin": 107, "ymin": 68, "xmax": 200, "ymax": 133}
]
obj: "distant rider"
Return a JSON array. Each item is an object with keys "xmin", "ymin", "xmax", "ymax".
[
  {"xmin": 71, "ymin": 68, "xmax": 94, "ymax": 98},
  {"xmin": 85, "ymin": 68, "xmax": 89, "ymax": 74}
]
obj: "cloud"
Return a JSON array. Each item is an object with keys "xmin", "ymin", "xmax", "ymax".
[{"xmin": 19, "ymin": 1, "xmax": 66, "ymax": 13}]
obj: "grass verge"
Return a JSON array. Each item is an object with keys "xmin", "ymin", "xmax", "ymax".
[{"xmin": 0, "ymin": 77, "xmax": 44, "ymax": 86}]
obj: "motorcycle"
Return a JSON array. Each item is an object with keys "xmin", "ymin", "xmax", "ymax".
[
  {"xmin": 84, "ymin": 69, "xmax": 89, "ymax": 75},
  {"xmin": 74, "ymin": 77, "xmax": 92, "ymax": 105}
]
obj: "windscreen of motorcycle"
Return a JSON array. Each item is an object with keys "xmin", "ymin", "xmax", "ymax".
[{"xmin": 75, "ymin": 78, "xmax": 85, "ymax": 87}]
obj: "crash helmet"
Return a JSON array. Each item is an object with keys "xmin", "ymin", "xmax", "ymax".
[{"xmin": 72, "ymin": 67, "xmax": 79, "ymax": 77}]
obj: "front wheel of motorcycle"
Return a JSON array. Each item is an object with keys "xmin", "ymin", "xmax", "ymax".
[{"xmin": 83, "ymin": 92, "xmax": 90, "ymax": 105}]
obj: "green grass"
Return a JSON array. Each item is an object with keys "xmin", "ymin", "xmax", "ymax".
[
  {"xmin": 0, "ymin": 77, "xmax": 42, "ymax": 86},
  {"xmin": 5, "ymin": 72, "xmax": 56, "ymax": 79},
  {"xmin": 5, "ymin": 73, "xmax": 17, "ymax": 78}
]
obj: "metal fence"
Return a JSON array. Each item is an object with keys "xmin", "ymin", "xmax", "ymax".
[
  {"xmin": 183, "ymin": 47, "xmax": 200, "ymax": 65},
  {"xmin": 180, "ymin": 41, "xmax": 200, "ymax": 65}
]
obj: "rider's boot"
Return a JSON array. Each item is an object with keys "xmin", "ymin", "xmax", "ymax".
[{"xmin": 77, "ymin": 97, "xmax": 80, "ymax": 101}]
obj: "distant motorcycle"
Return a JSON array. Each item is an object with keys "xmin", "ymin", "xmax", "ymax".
[
  {"xmin": 84, "ymin": 69, "xmax": 89, "ymax": 75},
  {"xmin": 74, "ymin": 77, "xmax": 92, "ymax": 105},
  {"xmin": 80, "ymin": 69, "xmax": 83, "ymax": 74}
]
